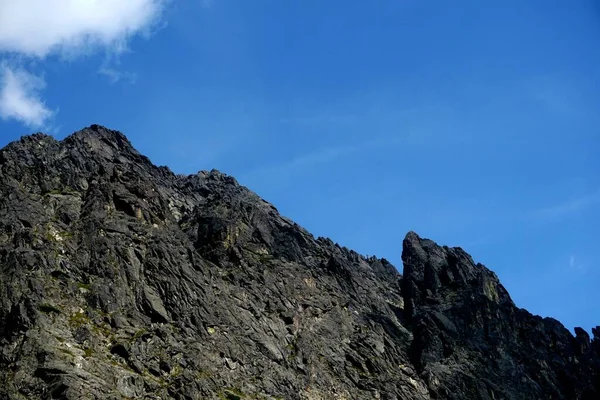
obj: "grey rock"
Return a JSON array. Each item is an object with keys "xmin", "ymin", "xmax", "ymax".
[{"xmin": 0, "ymin": 125, "xmax": 597, "ymax": 399}]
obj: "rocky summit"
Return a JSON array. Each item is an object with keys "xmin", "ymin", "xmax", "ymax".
[{"xmin": 0, "ymin": 125, "xmax": 598, "ymax": 400}]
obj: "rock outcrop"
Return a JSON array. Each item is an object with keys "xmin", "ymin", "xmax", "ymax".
[{"xmin": 0, "ymin": 125, "xmax": 598, "ymax": 399}]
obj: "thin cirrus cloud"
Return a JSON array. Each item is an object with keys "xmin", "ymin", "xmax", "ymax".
[
  {"xmin": 569, "ymin": 255, "xmax": 588, "ymax": 272},
  {"xmin": 536, "ymin": 189, "xmax": 600, "ymax": 219},
  {"xmin": 242, "ymin": 135, "xmax": 405, "ymax": 184},
  {"xmin": 0, "ymin": 0, "xmax": 168, "ymax": 128}
]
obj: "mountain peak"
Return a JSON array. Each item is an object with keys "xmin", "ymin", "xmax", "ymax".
[
  {"xmin": 404, "ymin": 230, "xmax": 421, "ymax": 242},
  {"xmin": 65, "ymin": 124, "xmax": 135, "ymax": 152},
  {"xmin": 0, "ymin": 126, "xmax": 598, "ymax": 399}
]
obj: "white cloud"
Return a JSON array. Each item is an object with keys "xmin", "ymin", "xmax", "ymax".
[
  {"xmin": 98, "ymin": 65, "xmax": 137, "ymax": 84},
  {"xmin": 0, "ymin": 0, "xmax": 167, "ymax": 58},
  {"xmin": 0, "ymin": 0, "xmax": 168, "ymax": 128},
  {"xmin": 0, "ymin": 65, "xmax": 54, "ymax": 128}
]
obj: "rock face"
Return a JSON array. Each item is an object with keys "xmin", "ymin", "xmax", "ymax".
[{"xmin": 0, "ymin": 125, "xmax": 598, "ymax": 399}]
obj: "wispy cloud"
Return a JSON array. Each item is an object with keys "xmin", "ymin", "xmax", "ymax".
[
  {"xmin": 275, "ymin": 142, "xmax": 364, "ymax": 170},
  {"xmin": 0, "ymin": 0, "xmax": 168, "ymax": 127},
  {"xmin": 524, "ymin": 73, "xmax": 596, "ymax": 119},
  {"xmin": 0, "ymin": 0, "xmax": 167, "ymax": 58},
  {"xmin": 98, "ymin": 65, "xmax": 137, "ymax": 84},
  {"xmin": 536, "ymin": 190, "xmax": 600, "ymax": 219},
  {"xmin": 280, "ymin": 114, "xmax": 357, "ymax": 126},
  {"xmin": 243, "ymin": 136, "xmax": 403, "ymax": 182},
  {"xmin": 0, "ymin": 64, "xmax": 54, "ymax": 128},
  {"xmin": 569, "ymin": 255, "xmax": 587, "ymax": 271}
]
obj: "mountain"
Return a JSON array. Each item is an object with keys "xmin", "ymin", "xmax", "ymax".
[{"xmin": 0, "ymin": 125, "xmax": 598, "ymax": 399}]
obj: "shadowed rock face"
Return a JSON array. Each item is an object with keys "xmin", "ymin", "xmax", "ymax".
[{"xmin": 0, "ymin": 125, "xmax": 598, "ymax": 399}]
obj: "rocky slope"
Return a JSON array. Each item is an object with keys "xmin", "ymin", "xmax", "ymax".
[{"xmin": 0, "ymin": 125, "xmax": 598, "ymax": 399}]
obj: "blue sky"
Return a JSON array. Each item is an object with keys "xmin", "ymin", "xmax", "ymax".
[{"xmin": 0, "ymin": 0, "xmax": 598, "ymax": 332}]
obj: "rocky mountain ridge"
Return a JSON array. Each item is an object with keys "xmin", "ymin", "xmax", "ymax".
[{"xmin": 0, "ymin": 125, "xmax": 598, "ymax": 399}]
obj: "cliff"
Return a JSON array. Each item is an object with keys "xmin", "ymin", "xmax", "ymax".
[{"xmin": 0, "ymin": 125, "xmax": 598, "ymax": 399}]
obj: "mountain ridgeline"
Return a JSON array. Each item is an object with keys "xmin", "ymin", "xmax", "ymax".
[{"xmin": 0, "ymin": 125, "xmax": 598, "ymax": 399}]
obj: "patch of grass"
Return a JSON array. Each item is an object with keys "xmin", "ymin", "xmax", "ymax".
[
  {"xmin": 242, "ymin": 247, "xmax": 274, "ymax": 263},
  {"xmin": 169, "ymin": 365, "xmax": 183, "ymax": 378},
  {"xmin": 77, "ymin": 282, "xmax": 92, "ymax": 291},
  {"xmin": 58, "ymin": 348, "xmax": 75, "ymax": 357},
  {"xmin": 45, "ymin": 232, "xmax": 57, "ymax": 242},
  {"xmin": 286, "ymin": 340, "xmax": 298, "ymax": 359},
  {"xmin": 83, "ymin": 348, "xmax": 94, "ymax": 358},
  {"xmin": 258, "ymin": 254, "xmax": 273, "ymax": 263},
  {"xmin": 90, "ymin": 322, "xmax": 112, "ymax": 337},
  {"xmin": 130, "ymin": 328, "xmax": 147, "ymax": 342},
  {"xmin": 43, "ymin": 187, "xmax": 78, "ymax": 196},
  {"xmin": 68, "ymin": 312, "xmax": 89, "ymax": 328},
  {"xmin": 218, "ymin": 388, "xmax": 246, "ymax": 400},
  {"xmin": 38, "ymin": 303, "xmax": 61, "ymax": 314},
  {"xmin": 194, "ymin": 369, "xmax": 213, "ymax": 380},
  {"xmin": 142, "ymin": 369, "xmax": 169, "ymax": 388},
  {"xmin": 168, "ymin": 323, "xmax": 182, "ymax": 334}
]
